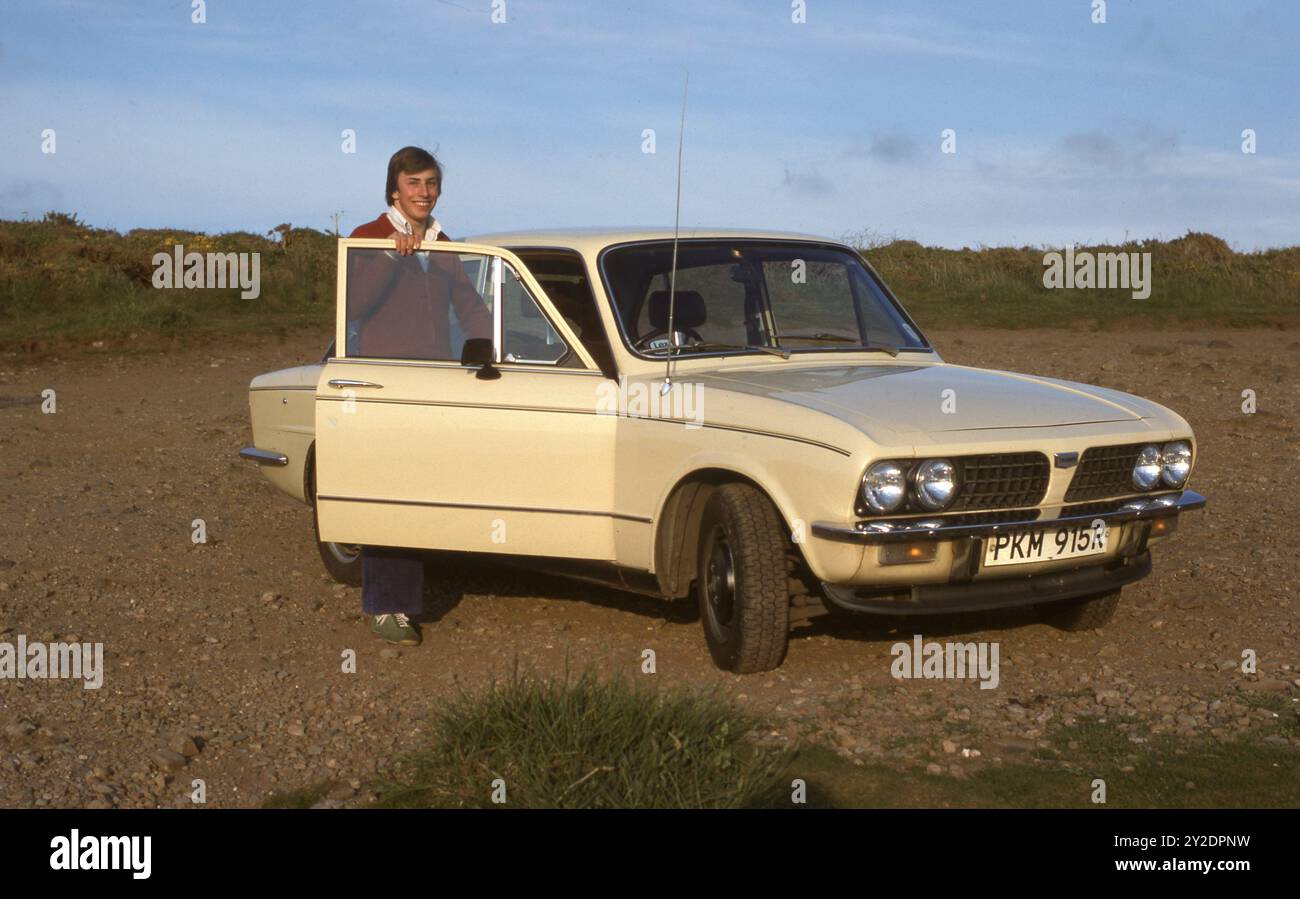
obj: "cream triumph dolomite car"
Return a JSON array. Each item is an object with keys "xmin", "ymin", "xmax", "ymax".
[{"xmin": 241, "ymin": 228, "xmax": 1205, "ymax": 673}]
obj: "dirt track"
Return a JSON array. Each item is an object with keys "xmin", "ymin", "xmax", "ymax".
[{"xmin": 0, "ymin": 326, "xmax": 1296, "ymax": 807}]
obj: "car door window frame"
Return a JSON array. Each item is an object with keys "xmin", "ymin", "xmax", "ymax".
[
  {"xmin": 334, "ymin": 238, "xmax": 597, "ymax": 372},
  {"xmin": 499, "ymin": 259, "xmax": 578, "ymax": 366}
]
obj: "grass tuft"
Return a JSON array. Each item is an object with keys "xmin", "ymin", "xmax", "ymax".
[{"xmin": 373, "ymin": 665, "xmax": 790, "ymax": 809}]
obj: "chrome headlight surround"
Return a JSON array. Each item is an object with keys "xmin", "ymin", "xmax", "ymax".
[
  {"xmin": 1160, "ymin": 440, "xmax": 1192, "ymax": 487},
  {"xmin": 1132, "ymin": 444, "xmax": 1163, "ymax": 490},
  {"xmin": 912, "ymin": 458, "xmax": 958, "ymax": 511},
  {"xmin": 861, "ymin": 460, "xmax": 907, "ymax": 514}
]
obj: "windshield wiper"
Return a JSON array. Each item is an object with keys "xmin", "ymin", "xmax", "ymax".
[
  {"xmin": 644, "ymin": 342, "xmax": 792, "ymax": 359},
  {"xmin": 776, "ymin": 333, "xmax": 902, "ymax": 356},
  {"xmin": 643, "ymin": 338, "xmax": 901, "ymax": 359},
  {"xmin": 777, "ymin": 332, "xmax": 859, "ymax": 343}
]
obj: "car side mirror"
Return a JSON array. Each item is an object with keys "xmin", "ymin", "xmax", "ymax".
[{"xmin": 460, "ymin": 337, "xmax": 501, "ymax": 380}]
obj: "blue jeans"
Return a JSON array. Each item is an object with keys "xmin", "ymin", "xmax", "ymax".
[{"xmin": 361, "ymin": 547, "xmax": 425, "ymax": 616}]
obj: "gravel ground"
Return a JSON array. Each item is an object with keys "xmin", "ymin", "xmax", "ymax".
[{"xmin": 0, "ymin": 326, "xmax": 1296, "ymax": 807}]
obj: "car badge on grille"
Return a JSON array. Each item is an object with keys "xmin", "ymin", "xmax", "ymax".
[{"xmin": 1054, "ymin": 451, "xmax": 1080, "ymax": 469}]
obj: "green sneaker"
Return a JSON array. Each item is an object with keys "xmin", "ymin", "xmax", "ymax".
[{"xmin": 371, "ymin": 613, "xmax": 420, "ymax": 646}]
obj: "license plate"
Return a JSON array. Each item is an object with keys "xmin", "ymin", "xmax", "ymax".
[{"xmin": 983, "ymin": 520, "xmax": 1109, "ymax": 567}]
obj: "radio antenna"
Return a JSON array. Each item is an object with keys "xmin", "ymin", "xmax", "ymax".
[{"xmin": 661, "ymin": 71, "xmax": 688, "ymax": 397}]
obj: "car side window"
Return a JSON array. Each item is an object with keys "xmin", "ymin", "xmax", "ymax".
[
  {"xmin": 344, "ymin": 247, "xmax": 494, "ymax": 361},
  {"xmin": 501, "ymin": 261, "xmax": 574, "ymax": 366},
  {"xmin": 512, "ymin": 250, "xmax": 618, "ymax": 379}
]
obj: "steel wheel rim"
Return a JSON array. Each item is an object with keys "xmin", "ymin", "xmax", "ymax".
[
  {"xmin": 327, "ymin": 542, "xmax": 362, "ymax": 565},
  {"xmin": 704, "ymin": 527, "xmax": 737, "ymax": 634}
]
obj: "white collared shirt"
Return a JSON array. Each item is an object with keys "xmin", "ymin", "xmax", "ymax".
[{"xmin": 385, "ymin": 204, "xmax": 443, "ymax": 271}]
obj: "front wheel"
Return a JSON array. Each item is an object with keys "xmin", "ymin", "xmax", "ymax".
[
  {"xmin": 1038, "ymin": 588, "xmax": 1121, "ymax": 631},
  {"xmin": 696, "ymin": 484, "xmax": 791, "ymax": 673}
]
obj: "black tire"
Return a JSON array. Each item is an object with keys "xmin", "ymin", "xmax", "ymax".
[
  {"xmin": 695, "ymin": 483, "xmax": 791, "ymax": 673},
  {"xmin": 313, "ymin": 500, "xmax": 362, "ymax": 586},
  {"xmin": 1039, "ymin": 588, "xmax": 1121, "ymax": 631}
]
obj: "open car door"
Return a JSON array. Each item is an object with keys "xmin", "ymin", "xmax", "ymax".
[{"xmin": 315, "ymin": 238, "xmax": 618, "ymax": 560}]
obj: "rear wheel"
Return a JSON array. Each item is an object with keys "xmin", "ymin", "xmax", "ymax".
[
  {"xmin": 696, "ymin": 484, "xmax": 791, "ymax": 673},
  {"xmin": 1039, "ymin": 588, "xmax": 1121, "ymax": 631},
  {"xmin": 312, "ymin": 487, "xmax": 362, "ymax": 587}
]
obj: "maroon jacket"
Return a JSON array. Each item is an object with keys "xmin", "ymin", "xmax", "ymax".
[{"xmin": 347, "ymin": 213, "xmax": 492, "ymax": 359}]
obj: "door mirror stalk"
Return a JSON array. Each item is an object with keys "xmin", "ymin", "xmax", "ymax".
[{"xmin": 460, "ymin": 337, "xmax": 500, "ymax": 380}]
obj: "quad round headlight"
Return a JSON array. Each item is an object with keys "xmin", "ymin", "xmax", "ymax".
[
  {"xmin": 1132, "ymin": 444, "xmax": 1163, "ymax": 490},
  {"xmin": 1161, "ymin": 440, "xmax": 1192, "ymax": 487},
  {"xmin": 861, "ymin": 461, "xmax": 907, "ymax": 514},
  {"xmin": 912, "ymin": 458, "xmax": 957, "ymax": 511}
]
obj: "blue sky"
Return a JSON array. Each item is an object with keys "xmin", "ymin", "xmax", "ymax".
[{"xmin": 2, "ymin": 0, "xmax": 1296, "ymax": 248}]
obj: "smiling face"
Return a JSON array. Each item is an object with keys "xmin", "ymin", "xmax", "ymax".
[{"xmin": 390, "ymin": 167, "xmax": 441, "ymax": 225}]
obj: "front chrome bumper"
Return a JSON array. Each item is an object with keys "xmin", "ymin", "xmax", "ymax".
[
  {"xmin": 823, "ymin": 551, "xmax": 1154, "ymax": 615},
  {"xmin": 812, "ymin": 489, "xmax": 1206, "ymax": 545},
  {"xmin": 239, "ymin": 446, "xmax": 288, "ymax": 466}
]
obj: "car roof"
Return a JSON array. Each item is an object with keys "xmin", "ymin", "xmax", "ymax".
[{"xmin": 459, "ymin": 227, "xmax": 847, "ymax": 254}]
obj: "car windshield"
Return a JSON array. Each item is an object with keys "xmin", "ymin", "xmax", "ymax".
[{"xmin": 600, "ymin": 240, "xmax": 927, "ymax": 357}]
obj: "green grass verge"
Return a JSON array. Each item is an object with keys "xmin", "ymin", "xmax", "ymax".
[
  {"xmin": 854, "ymin": 229, "xmax": 1300, "ymax": 330},
  {"xmin": 261, "ymin": 672, "xmax": 1298, "ymax": 809},
  {"xmin": 0, "ymin": 212, "xmax": 334, "ymax": 347},
  {"xmin": 2, "ymin": 214, "xmax": 1297, "ymax": 349},
  {"xmin": 788, "ymin": 717, "xmax": 1299, "ymax": 809}
]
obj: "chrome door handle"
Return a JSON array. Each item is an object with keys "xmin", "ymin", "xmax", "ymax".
[{"xmin": 327, "ymin": 379, "xmax": 384, "ymax": 389}]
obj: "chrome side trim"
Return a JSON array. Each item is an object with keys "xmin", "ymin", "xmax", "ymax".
[
  {"xmin": 316, "ymin": 396, "xmax": 608, "ymax": 416},
  {"xmin": 239, "ymin": 447, "xmax": 289, "ymax": 466},
  {"xmin": 812, "ymin": 489, "xmax": 1206, "ymax": 545},
  {"xmin": 684, "ymin": 420, "xmax": 853, "ymax": 456},
  {"xmin": 317, "ymin": 493, "xmax": 653, "ymax": 524}
]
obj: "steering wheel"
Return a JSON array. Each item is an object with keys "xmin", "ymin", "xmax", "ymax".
[{"xmin": 632, "ymin": 326, "xmax": 703, "ymax": 351}]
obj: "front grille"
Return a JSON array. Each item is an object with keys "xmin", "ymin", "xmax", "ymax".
[
  {"xmin": 1061, "ymin": 499, "xmax": 1128, "ymax": 517},
  {"xmin": 950, "ymin": 452, "xmax": 1050, "ymax": 511},
  {"xmin": 950, "ymin": 508, "xmax": 1042, "ymax": 525},
  {"xmin": 1064, "ymin": 442, "xmax": 1146, "ymax": 502},
  {"xmin": 858, "ymin": 452, "xmax": 1050, "ymax": 516},
  {"xmin": 904, "ymin": 508, "xmax": 1043, "ymax": 527}
]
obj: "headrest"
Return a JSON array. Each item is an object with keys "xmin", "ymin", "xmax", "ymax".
[
  {"xmin": 647, "ymin": 290, "xmax": 706, "ymax": 330},
  {"xmin": 543, "ymin": 280, "xmax": 586, "ymax": 312}
]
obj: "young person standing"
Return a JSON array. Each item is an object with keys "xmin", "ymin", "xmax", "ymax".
[{"xmin": 348, "ymin": 146, "xmax": 490, "ymax": 645}]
